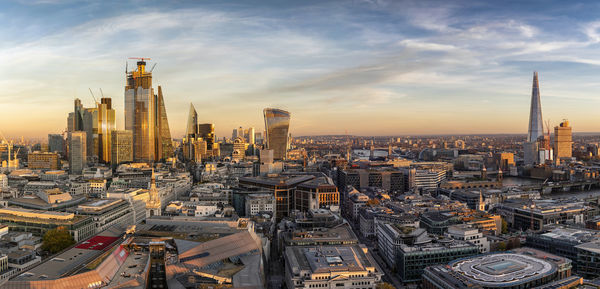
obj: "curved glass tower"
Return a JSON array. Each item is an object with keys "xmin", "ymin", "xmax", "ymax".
[{"xmin": 263, "ymin": 108, "xmax": 291, "ymax": 160}]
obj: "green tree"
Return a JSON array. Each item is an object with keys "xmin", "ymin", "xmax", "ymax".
[
  {"xmin": 42, "ymin": 226, "xmax": 75, "ymax": 254},
  {"xmin": 501, "ymin": 218, "xmax": 508, "ymax": 234},
  {"xmin": 376, "ymin": 282, "xmax": 395, "ymax": 289},
  {"xmin": 497, "ymin": 241, "xmax": 507, "ymax": 251}
]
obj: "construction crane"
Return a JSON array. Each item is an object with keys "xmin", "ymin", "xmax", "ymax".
[
  {"xmin": 88, "ymin": 88, "xmax": 98, "ymax": 104},
  {"xmin": 128, "ymin": 57, "xmax": 151, "ymax": 61}
]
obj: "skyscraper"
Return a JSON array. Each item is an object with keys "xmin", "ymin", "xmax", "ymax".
[
  {"xmin": 264, "ymin": 108, "xmax": 291, "ymax": 160},
  {"xmin": 183, "ymin": 103, "xmax": 199, "ymax": 161},
  {"xmin": 524, "ymin": 72, "xmax": 544, "ymax": 166},
  {"xmin": 155, "ymin": 86, "xmax": 173, "ymax": 161},
  {"xmin": 197, "ymin": 123, "xmax": 215, "ymax": 150},
  {"xmin": 125, "ymin": 59, "xmax": 155, "ymax": 162},
  {"xmin": 248, "ymin": 127, "xmax": 255, "ymax": 144},
  {"xmin": 111, "ymin": 130, "xmax": 133, "ymax": 167},
  {"xmin": 124, "ymin": 58, "xmax": 172, "ymax": 163},
  {"xmin": 97, "ymin": 97, "xmax": 116, "ymax": 163},
  {"xmin": 554, "ymin": 120, "xmax": 573, "ymax": 163},
  {"xmin": 68, "ymin": 131, "xmax": 86, "ymax": 175},
  {"xmin": 48, "ymin": 134, "xmax": 65, "ymax": 154}
]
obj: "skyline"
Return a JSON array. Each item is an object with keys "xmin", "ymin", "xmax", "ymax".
[{"xmin": 5, "ymin": 1, "xmax": 600, "ymax": 138}]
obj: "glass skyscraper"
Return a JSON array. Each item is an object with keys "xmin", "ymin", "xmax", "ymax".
[
  {"xmin": 263, "ymin": 108, "xmax": 291, "ymax": 160},
  {"xmin": 124, "ymin": 59, "xmax": 172, "ymax": 163}
]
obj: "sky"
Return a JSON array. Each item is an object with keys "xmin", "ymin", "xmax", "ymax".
[{"xmin": 3, "ymin": 0, "xmax": 600, "ymax": 139}]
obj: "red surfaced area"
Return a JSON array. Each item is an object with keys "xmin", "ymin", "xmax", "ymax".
[{"xmin": 75, "ymin": 236, "xmax": 120, "ymax": 250}]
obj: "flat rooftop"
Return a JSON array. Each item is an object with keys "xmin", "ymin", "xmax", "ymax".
[{"xmin": 287, "ymin": 245, "xmax": 374, "ymax": 274}]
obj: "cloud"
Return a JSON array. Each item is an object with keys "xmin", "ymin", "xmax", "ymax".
[{"xmin": 3, "ymin": 0, "xmax": 600, "ymax": 137}]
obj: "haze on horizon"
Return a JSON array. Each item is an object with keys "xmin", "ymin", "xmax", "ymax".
[{"xmin": 3, "ymin": 0, "xmax": 600, "ymax": 140}]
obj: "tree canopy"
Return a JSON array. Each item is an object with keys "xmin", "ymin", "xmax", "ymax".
[{"xmin": 42, "ymin": 226, "xmax": 75, "ymax": 254}]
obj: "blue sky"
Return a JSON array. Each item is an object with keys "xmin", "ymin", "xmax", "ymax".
[{"xmin": 3, "ymin": 0, "xmax": 600, "ymax": 139}]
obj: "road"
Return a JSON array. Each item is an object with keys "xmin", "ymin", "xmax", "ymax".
[{"xmin": 349, "ymin": 220, "xmax": 404, "ymax": 289}]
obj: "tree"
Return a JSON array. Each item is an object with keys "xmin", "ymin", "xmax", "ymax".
[
  {"xmin": 497, "ymin": 241, "xmax": 507, "ymax": 251},
  {"xmin": 501, "ymin": 218, "xmax": 508, "ymax": 234},
  {"xmin": 42, "ymin": 226, "xmax": 75, "ymax": 254},
  {"xmin": 376, "ymin": 282, "xmax": 395, "ymax": 289}
]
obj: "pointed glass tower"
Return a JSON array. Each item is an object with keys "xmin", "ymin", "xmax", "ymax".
[
  {"xmin": 155, "ymin": 86, "xmax": 173, "ymax": 161},
  {"xmin": 524, "ymin": 71, "xmax": 544, "ymax": 166},
  {"xmin": 186, "ymin": 103, "xmax": 198, "ymax": 137},
  {"xmin": 527, "ymin": 71, "xmax": 543, "ymax": 142}
]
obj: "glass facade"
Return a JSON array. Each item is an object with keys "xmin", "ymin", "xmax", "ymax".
[{"xmin": 263, "ymin": 108, "xmax": 290, "ymax": 160}]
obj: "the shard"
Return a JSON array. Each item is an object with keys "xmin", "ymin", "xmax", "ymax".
[
  {"xmin": 524, "ymin": 71, "xmax": 544, "ymax": 166},
  {"xmin": 527, "ymin": 71, "xmax": 543, "ymax": 142}
]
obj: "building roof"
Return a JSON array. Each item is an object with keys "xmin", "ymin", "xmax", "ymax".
[
  {"xmin": 177, "ymin": 231, "xmax": 260, "ymax": 269},
  {"xmin": 447, "ymin": 250, "xmax": 562, "ymax": 287}
]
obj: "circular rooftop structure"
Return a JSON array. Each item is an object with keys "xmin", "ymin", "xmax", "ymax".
[{"xmin": 450, "ymin": 253, "xmax": 557, "ymax": 288}]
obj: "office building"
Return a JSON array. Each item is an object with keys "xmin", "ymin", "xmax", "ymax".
[
  {"xmin": 68, "ymin": 131, "xmax": 86, "ymax": 175},
  {"xmin": 284, "ymin": 245, "xmax": 382, "ymax": 289},
  {"xmin": 526, "ymin": 226, "xmax": 600, "ymax": 273},
  {"xmin": 396, "ymin": 236, "xmax": 479, "ymax": 283},
  {"xmin": 197, "ymin": 123, "xmax": 215, "ymax": 150},
  {"xmin": 294, "ymin": 177, "xmax": 339, "ymax": 212},
  {"xmin": 524, "ymin": 71, "xmax": 544, "ymax": 166},
  {"xmin": 154, "ymin": 86, "xmax": 173, "ymax": 161},
  {"xmin": 445, "ymin": 224, "xmax": 489, "ymax": 253},
  {"xmin": 47, "ymin": 134, "xmax": 64, "ymax": 154},
  {"xmin": 110, "ymin": 130, "xmax": 133, "ymax": 167},
  {"xmin": 554, "ymin": 120, "xmax": 572, "ymax": 162},
  {"xmin": 232, "ymin": 137, "xmax": 246, "ymax": 161},
  {"xmin": 423, "ymin": 248, "xmax": 578, "ymax": 289},
  {"xmin": 238, "ymin": 174, "xmax": 315, "ymax": 220},
  {"xmin": 248, "ymin": 127, "xmax": 255, "ymax": 144},
  {"xmin": 263, "ymin": 108, "xmax": 291, "ymax": 160},
  {"xmin": 124, "ymin": 59, "xmax": 172, "ymax": 163},
  {"xmin": 495, "ymin": 199, "xmax": 587, "ymax": 232},
  {"xmin": 96, "ymin": 97, "xmax": 116, "ymax": 163},
  {"xmin": 27, "ymin": 152, "xmax": 60, "ymax": 170},
  {"xmin": 0, "ymin": 207, "xmax": 95, "ymax": 242}
]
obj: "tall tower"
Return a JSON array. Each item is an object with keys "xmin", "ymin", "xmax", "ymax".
[
  {"xmin": 125, "ymin": 59, "xmax": 173, "ymax": 163},
  {"xmin": 98, "ymin": 98, "xmax": 116, "ymax": 163},
  {"xmin": 263, "ymin": 108, "xmax": 291, "ymax": 160},
  {"xmin": 527, "ymin": 72, "xmax": 544, "ymax": 142},
  {"xmin": 68, "ymin": 131, "xmax": 86, "ymax": 175},
  {"xmin": 154, "ymin": 86, "xmax": 173, "ymax": 161},
  {"xmin": 125, "ymin": 59, "xmax": 155, "ymax": 162},
  {"xmin": 524, "ymin": 72, "xmax": 544, "ymax": 166},
  {"xmin": 554, "ymin": 120, "xmax": 573, "ymax": 163}
]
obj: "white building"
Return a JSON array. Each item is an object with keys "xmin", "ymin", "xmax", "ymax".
[
  {"xmin": 446, "ymin": 224, "xmax": 489, "ymax": 253},
  {"xmin": 284, "ymin": 245, "xmax": 382, "ymax": 289}
]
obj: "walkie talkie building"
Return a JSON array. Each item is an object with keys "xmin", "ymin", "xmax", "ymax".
[{"xmin": 263, "ymin": 108, "xmax": 290, "ymax": 160}]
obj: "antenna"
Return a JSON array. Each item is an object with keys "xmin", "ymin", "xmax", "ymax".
[{"xmin": 88, "ymin": 88, "xmax": 98, "ymax": 104}]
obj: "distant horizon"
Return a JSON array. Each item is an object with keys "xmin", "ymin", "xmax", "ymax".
[{"xmin": 4, "ymin": 1, "xmax": 600, "ymax": 138}]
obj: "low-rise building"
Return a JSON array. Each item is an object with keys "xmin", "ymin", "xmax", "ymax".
[
  {"xmin": 284, "ymin": 245, "xmax": 383, "ymax": 289},
  {"xmin": 423, "ymin": 247, "xmax": 578, "ymax": 289},
  {"xmin": 0, "ymin": 207, "xmax": 95, "ymax": 241},
  {"xmin": 446, "ymin": 224, "xmax": 489, "ymax": 253}
]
